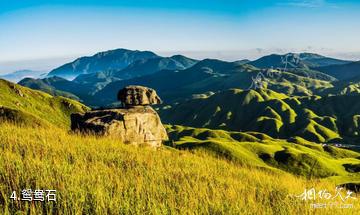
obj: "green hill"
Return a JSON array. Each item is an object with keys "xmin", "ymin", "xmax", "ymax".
[
  {"xmin": 92, "ymin": 60, "xmax": 334, "ymax": 106},
  {"xmin": 160, "ymin": 88, "xmax": 360, "ymax": 146},
  {"xmin": 18, "ymin": 76, "xmax": 102, "ymax": 102},
  {"xmin": 0, "ymin": 79, "xmax": 89, "ymax": 127},
  {"xmin": 19, "ymin": 51, "xmax": 356, "ymax": 109},
  {"xmin": 19, "ymin": 51, "xmax": 358, "ymax": 109},
  {"xmin": 166, "ymin": 125, "xmax": 360, "ymax": 179},
  {"xmin": 18, "ymin": 77, "xmax": 81, "ymax": 100}
]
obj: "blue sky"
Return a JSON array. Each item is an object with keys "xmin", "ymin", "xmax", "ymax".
[{"xmin": 0, "ymin": 0, "xmax": 360, "ymax": 73}]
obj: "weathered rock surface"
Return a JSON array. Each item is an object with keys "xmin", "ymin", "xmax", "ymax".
[
  {"xmin": 117, "ymin": 85, "xmax": 161, "ymax": 107},
  {"xmin": 71, "ymin": 106, "xmax": 168, "ymax": 147}
]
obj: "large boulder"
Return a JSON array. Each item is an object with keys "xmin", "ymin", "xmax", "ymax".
[
  {"xmin": 117, "ymin": 85, "xmax": 161, "ymax": 107},
  {"xmin": 71, "ymin": 106, "xmax": 168, "ymax": 147}
]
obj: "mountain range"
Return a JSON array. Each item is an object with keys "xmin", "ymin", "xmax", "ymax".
[
  {"xmin": 47, "ymin": 48, "xmax": 159, "ymax": 79},
  {"xmin": 72, "ymin": 55, "xmax": 198, "ymax": 86},
  {"xmin": 18, "ymin": 49, "xmax": 360, "ymax": 107},
  {"xmin": 14, "ymin": 48, "xmax": 360, "ymax": 146},
  {"xmin": 249, "ymin": 53, "xmax": 351, "ymax": 69}
]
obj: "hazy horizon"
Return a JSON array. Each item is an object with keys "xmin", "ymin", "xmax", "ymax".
[
  {"xmin": 1, "ymin": 0, "xmax": 360, "ymax": 74},
  {"xmin": 1, "ymin": 48, "xmax": 360, "ymax": 75}
]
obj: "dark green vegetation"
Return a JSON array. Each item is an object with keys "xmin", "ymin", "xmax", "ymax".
[
  {"xmin": 316, "ymin": 61, "xmax": 360, "ymax": 80},
  {"xmin": 89, "ymin": 59, "xmax": 334, "ymax": 106},
  {"xmin": 19, "ymin": 50, "xmax": 357, "ymax": 107}
]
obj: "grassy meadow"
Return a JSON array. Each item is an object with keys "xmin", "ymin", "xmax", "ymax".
[
  {"xmin": 166, "ymin": 125, "xmax": 360, "ymax": 181},
  {"xmin": 0, "ymin": 123, "xmax": 359, "ymax": 214}
]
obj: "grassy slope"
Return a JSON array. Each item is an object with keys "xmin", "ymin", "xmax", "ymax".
[
  {"xmin": 18, "ymin": 77, "xmax": 80, "ymax": 100},
  {"xmin": 322, "ymin": 76, "xmax": 360, "ymax": 96},
  {"xmin": 0, "ymin": 79, "xmax": 89, "ymax": 127},
  {"xmin": 166, "ymin": 125, "xmax": 360, "ymax": 181},
  {"xmin": 160, "ymin": 88, "xmax": 360, "ymax": 145},
  {"xmin": 1, "ymin": 79, "xmax": 359, "ymax": 214},
  {"xmin": 0, "ymin": 123, "xmax": 359, "ymax": 214}
]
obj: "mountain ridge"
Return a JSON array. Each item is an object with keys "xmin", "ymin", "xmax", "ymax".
[
  {"xmin": 249, "ymin": 52, "xmax": 351, "ymax": 69},
  {"xmin": 47, "ymin": 48, "xmax": 159, "ymax": 79}
]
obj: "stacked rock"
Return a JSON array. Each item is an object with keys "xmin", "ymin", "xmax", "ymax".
[{"xmin": 71, "ymin": 86, "xmax": 168, "ymax": 147}]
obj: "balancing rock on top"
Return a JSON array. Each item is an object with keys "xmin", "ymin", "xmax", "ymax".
[{"xmin": 117, "ymin": 85, "xmax": 162, "ymax": 107}]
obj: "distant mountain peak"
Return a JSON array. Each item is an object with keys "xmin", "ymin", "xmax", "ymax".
[
  {"xmin": 170, "ymin": 54, "xmax": 196, "ymax": 60},
  {"xmin": 249, "ymin": 52, "xmax": 351, "ymax": 69},
  {"xmin": 47, "ymin": 48, "xmax": 159, "ymax": 79},
  {"xmin": 0, "ymin": 69, "xmax": 46, "ymax": 83}
]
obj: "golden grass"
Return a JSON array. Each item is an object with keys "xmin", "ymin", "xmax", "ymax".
[{"xmin": 0, "ymin": 123, "xmax": 358, "ymax": 214}]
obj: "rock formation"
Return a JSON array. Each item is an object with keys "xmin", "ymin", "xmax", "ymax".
[
  {"xmin": 117, "ymin": 85, "xmax": 162, "ymax": 107},
  {"xmin": 71, "ymin": 86, "xmax": 168, "ymax": 147}
]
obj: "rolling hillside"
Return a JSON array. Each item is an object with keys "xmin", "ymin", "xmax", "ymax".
[
  {"xmin": 92, "ymin": 59, "xmax": 334, "ymax": 106},
  {"xmin": 166, "ymin": 125, "xmax": 360, "ymax": 179},
  {"xmin": 18, "ymin": 76, "xmax": 104, "ymax": 102},
  {"xmin": 323, "ymin": 76, "xmax": 360, "ymax": 96},
  {"xmin": 0, "ymin": 79, "xmax": 89, "ymax": 127},
  {"xmin": 160, "ymin": 88, "xmax": 360, "ymax": 146},
  {"xmin": 18, "ymin": 76, "xmax": 81, "ymax": 100}
]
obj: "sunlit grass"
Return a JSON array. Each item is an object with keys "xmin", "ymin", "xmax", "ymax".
[{"xmin": 0, "ymin": 123, "xmax": 358, "ymax": 214}]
